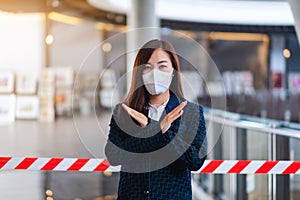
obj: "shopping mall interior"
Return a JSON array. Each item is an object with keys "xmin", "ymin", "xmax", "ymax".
[{"xmin": 0, "ymin": 0, "xmax": 300, "ymax": 199}]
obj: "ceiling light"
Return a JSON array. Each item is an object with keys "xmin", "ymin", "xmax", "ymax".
[
  {"xmin": 48, "ymin": 12, "xmax": 82, "ymax": 25},
  {"xmin": 45, "ymin": 35, "xmax": 54, "ymax": 45}
]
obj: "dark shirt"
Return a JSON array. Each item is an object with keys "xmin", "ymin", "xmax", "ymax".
[{"xmin": 105, "ymin": 94, "xmax": 207, "ymax": 200}]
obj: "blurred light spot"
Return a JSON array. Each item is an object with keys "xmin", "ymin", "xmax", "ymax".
[
  {"xmin": 104, "ymin": 195, "xmax": 114, "ymax": 200},
  {"xmin": 102, "ymin": 43, "xmax": 112, "ymax": 53},
  {"xmin": 283, "ymin": 48, "xmax": 291, "ymax": 58},
  {"xmin": 104, "ymin": 171, "xmax": 113, "ymax": 176},
  {"xmin": 94, "ymin": 197, "xmax": 104, "ymax": 200},
  {"xmin": 51, "ymin": 0, "xmax": 60, "ymax": 7},
  {"xmin": 45, "ymin": 189, "xmax": 53, "ymax": 196},
  {"xmin": 46, "ymin": 35, "xmax": 54, "ymax": 45}
]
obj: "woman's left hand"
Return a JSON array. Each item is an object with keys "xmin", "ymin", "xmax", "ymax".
[
  {"xmin": 122, "ymin": 104, "xmax": 148, "ymax": 128},
  {"xmin": 160, "ymin": 101, "xmax": 187, "ymax": 134}
]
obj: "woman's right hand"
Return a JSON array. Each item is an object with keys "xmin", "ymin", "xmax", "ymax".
[
  {"xmin": 122, "ymin": 103, "xmax": 148, "ymax": 128},
  {"xmin": 160, "ymin": 101, "xmax": 187, "ymax": 134}
]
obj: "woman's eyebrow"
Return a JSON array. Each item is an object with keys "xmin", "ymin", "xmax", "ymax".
[
  {"xmin": 146, "ymin": 60, "xmax": 168, "ymax": 65},
  {"xmin": 158, "ymin": 60, "xmax": 168, "ymax": 64}
]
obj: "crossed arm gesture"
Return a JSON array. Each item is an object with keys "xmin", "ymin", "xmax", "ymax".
[{"xmin": 122, "ymin": 101, "xmax": 187, "ymax": 133}]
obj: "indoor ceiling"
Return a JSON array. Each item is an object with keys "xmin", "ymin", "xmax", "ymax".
[
  {"xmin": 0, "ymin": 0, "xmax": 293, "ymax": 26},
  {"xmin": 0, "ymin": 0, "xmax": 126, "ymax": 25},
  {"xmin": 88, "ymin": 0, "xmax": 293, "ymax": 25}
]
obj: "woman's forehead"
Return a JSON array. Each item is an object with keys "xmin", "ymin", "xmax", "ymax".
[{"xmin": 148, "ymin": 48, "xmax": 171, "ymax": 63}]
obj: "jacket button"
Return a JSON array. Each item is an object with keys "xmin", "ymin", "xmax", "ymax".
[{"xmin": 144, "ymin": 190, "xmax": 149, "ymax": 194}]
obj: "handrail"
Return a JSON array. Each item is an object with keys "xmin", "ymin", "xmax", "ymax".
[{"xmin": 203, "ymin": 107, "xmax": 300, "ymax": 139}]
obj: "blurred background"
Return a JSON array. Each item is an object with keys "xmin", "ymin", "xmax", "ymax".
[{"xmin": 0, "ymin": 0, "xmax": 299, "ymax": 199}]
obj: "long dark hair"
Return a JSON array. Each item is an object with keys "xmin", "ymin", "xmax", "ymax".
[{"xmin": 125, "ymin": 39, "xmax": 185, "ymax": 115}]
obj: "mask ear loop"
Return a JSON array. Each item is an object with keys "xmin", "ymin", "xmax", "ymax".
[
  {"xmin": 172, "ymin": 69, "xmax": 176, "ymax": 81},
  {"xmin": 171, "ymin": 68, "xmax": 175, "ymax": 78}
]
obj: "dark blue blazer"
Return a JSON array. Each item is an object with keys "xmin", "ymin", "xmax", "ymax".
[{"xmin": 105, "ymin": 94, "xmax": 207, "ymax": 200}]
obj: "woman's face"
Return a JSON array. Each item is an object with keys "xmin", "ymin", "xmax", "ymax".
[{"xmin": 142, "ymin": 48, "xmax": 173, "ymax": 75}]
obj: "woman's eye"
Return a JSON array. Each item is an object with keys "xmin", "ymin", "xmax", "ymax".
[{"xmin": 159, "ymin": 65, "xmax": 167, "ymax": 68}]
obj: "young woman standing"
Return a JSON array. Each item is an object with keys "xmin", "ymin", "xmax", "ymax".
[{"xmin": 105, "ymin": 39, "xmax": 207, "ymax": 200}]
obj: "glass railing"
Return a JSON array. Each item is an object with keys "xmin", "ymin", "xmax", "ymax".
[{"xmin": 192, "ymin": 107, "xmax": 300, "ymax": 200}]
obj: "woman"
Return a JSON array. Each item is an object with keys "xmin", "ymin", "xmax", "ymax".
[{"xmin": 105, "ymin": 39, "xmax": 207, "ymax": 200}]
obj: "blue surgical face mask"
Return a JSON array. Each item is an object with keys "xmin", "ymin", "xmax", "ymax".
[{"xmin": 142, "ymin": 68, "xmax": 174, "ymax": 95}]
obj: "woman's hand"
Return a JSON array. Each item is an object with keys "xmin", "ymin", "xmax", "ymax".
[
  {"xmin": 122, "ymin": 104, "xmax": 148, "ymax": 128},
  {"xmin": 160, "ymin": 101, "xmax": 187, "ymax": 134}
]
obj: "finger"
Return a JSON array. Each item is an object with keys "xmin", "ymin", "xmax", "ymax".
[
  {"xmin": 122, "ymin": 104, "xmax": 139, "ymax": 120},
  {"xmin": 162, "ymin": 110, "xmax": 183, "ymax": 128},
  {"xmin": 168, "ymin": 101, "xmax": 187, "ymax": 118},
  {"xmin": 122, "ymin": 104, "xmax": 142, "ymax": 116},
  {"xmin": 122, "ymin": 104, "xmax": 139, "ymax": 115},
  {"xmin": 122, "ymin": 104, "xmax": 133, "ymax": 115},
  {"xmin": 160, "ymin": 120, "xmax": 171, "ymax": 134},
  {"xmin": 176, "ymin": 101, "xmax": 187, "ymax": 110},
  {"xmin": 168, "ymin": 109, "xmax": 184, "ymax": 122},
  {"xmin": 161, "ymin": 102, "xmax": 186, "ymax": 132},
  {"xmin": 161, "ymin": 110, "xmax": 182, "ymax": 133},
  {"xmin": 122, "ymin": 104, "xmax": 147, "ymax": 126},
  {"xmin": 169, "ymin": 101, "xmax": 187, "ymax": 115},
  {"xmin": 129, "ymin": 108, "xmax": 147, "ymax": 122}
]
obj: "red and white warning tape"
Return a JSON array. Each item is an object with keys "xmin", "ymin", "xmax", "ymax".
[
  {"xmin": 195, "ymin": 160, "xmax": 300, "ymax": 174},
  {"xmin": 1, "ymin": 157, "xmax": 300, "ymax": 174},
  {"xmin": 0, "ymin": 157, "xmax": 116, "ymax": 172}
]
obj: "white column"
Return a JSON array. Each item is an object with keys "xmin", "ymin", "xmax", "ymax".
[
  {"xmin": 269, "ymin": 35, "xmax": 286, "ymax": 75},
  {"xmin": 126, "ymin": 0, "xmax": 159, "ymax": 92},
  {"xmin": 288, "ymin": 0, "xmax": 300, "ymax": 45},
  {"xmin": 130, "ymin": 0, "xmax": 157, "ymax": 28}
]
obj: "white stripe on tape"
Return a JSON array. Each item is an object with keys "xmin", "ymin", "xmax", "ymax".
[
  {"xmin": 214, "ymin": 160, "xmax": 237, "ymax": 173},
  {"xmin": 2, "ymin": 158, "xmax": 24, "ymax": 170},
  {"xmin": 53, "ymin": 158, "xmax": 76, "ymax": 171},
  {"xmin": 240, "ymin": 161, "xmax": 265, "ymax": 174},
  {"xmin": 268, "ymin": 161, "xmax": 291, "ymax": 174},
  {"xmin": 80, "ymin": 159, "xmax": 103, "ymax": 172},
  {"xmin": 28, "ymin": 158, "xmax": 50, "ymax": 170}
]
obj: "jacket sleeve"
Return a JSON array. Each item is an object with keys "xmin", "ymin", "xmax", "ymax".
[
  {"xmin": 104, "ymin": 104, "xmax": 171, "ymax": 166},
  {"xmin": 164, "ymin": 104, "xmax": 207, "ymax": 171},
  {"xmin": 105, "ymin": 103, "xmax": 207, "ymax": 171}
]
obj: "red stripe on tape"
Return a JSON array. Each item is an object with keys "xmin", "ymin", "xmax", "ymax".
[
  {"xmin": 282, "ymin": 161, "xmax": 300, "ymax": 174},
  {"xmin": 0, "ymin": 157, "xmax": 12, "ymax": 168},
  {"xmin": 200, "ymin": 160, "xmax": 224, "ymax": 173},
  {"xmin": 255, "ymin": 161, "xmax": 278, "ymax": 174},
  {"xmin": 41, "ymin": 158, "xmax": 64, "ymax": 170},
  {"xmin": 15, "ymin": 158, "xmax": 38, "ymax": 170},
  {"xmin": 228, "ymin": 160, "xmax": 251, "ymax": 174},
  {"xmin": 94, "ymin": 159, "xmax": 110, "ymax": 172},
  {"xmin": 68, "ymin": 158, "xmax": 90, "ymax": 171}
]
